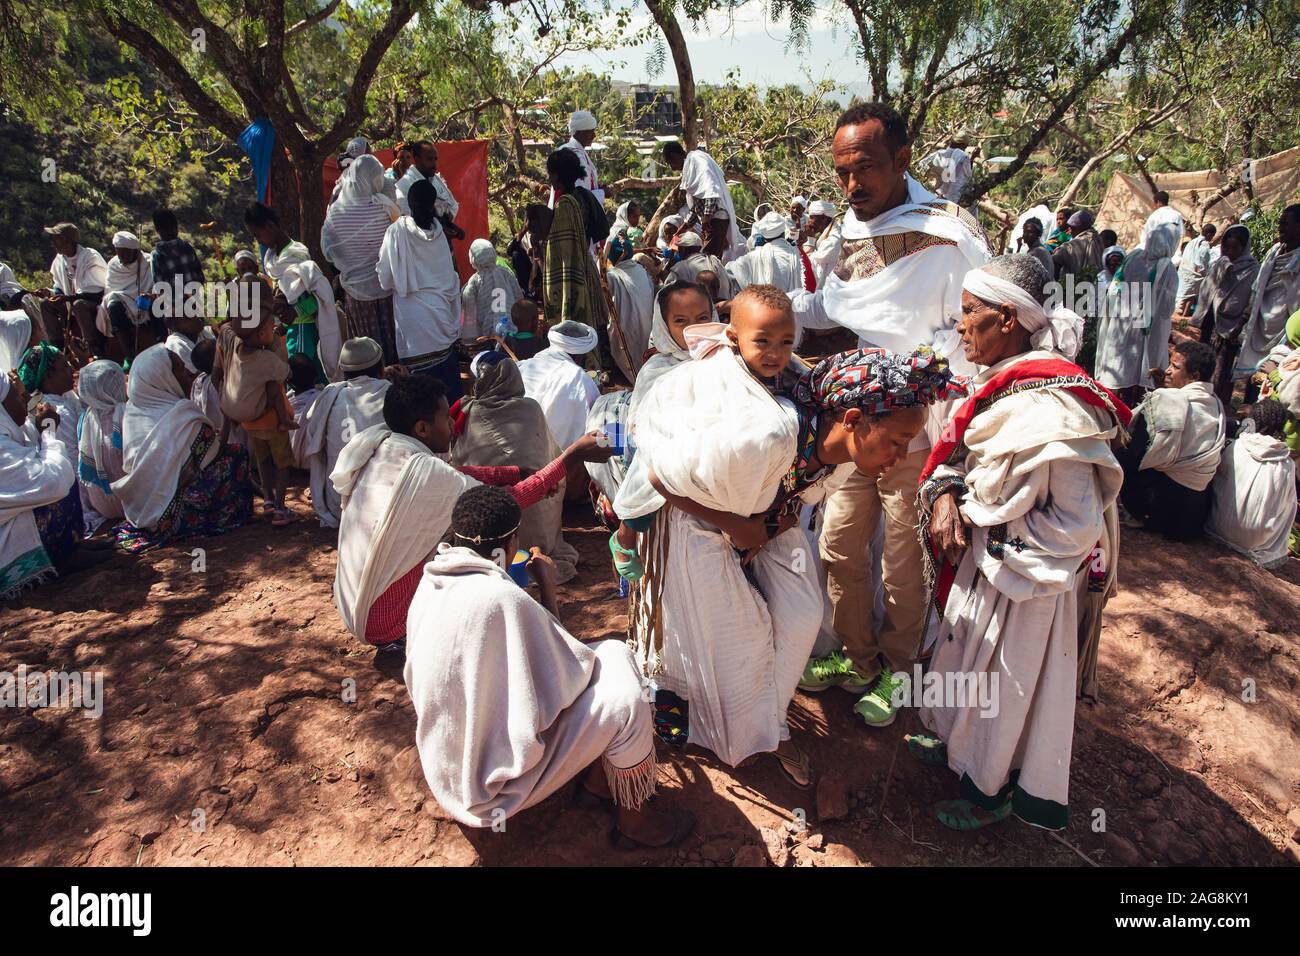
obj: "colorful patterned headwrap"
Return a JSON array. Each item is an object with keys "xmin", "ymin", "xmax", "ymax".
[
  {"xmin": 793, "ymin": 345, "xmax": 969, "ymax": 416},
  {"xmin": 17, "ymin": 342, "xmax": 59, "ymax": 393}
]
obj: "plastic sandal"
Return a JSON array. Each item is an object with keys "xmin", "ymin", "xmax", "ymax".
[
  {"xmin": 609, "ymin": 533, "xmax": 644, "ymax": 581},
  {"xmin": 934, "ymin": 797, "xmax": 1013, "ymax": 831}
]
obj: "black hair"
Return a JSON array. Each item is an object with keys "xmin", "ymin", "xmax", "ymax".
[
  {"xmin": 546, "ymin": 148, "xmax": 584, "ymax": 191},
  {"xmin": 1174, "ymin": 340, "xmax": 1216, "ymax": 382},
  {"xmin": 382, "ymin": 373, "xmax": 448, "ymax": 436},
  {"xmin": 1249, "ymin": 398, "xmax": 1289, "ymax": 438},
  {"xmin": 658, "ymin": 279, "xmax": 711, "ymax": 315},
  {"xmin": 1203, "ymin": 223, "xmax": 1217, "ymax": 237},
  {"xmin": 834, "ymin": 102, "xmax": 909, "ymax": 153},
  {"xmin": 1222, "ymin": 224, "xmax": 1250, "ymax": 247},
  {"xmin": 1154, "ymin": 190, "xmax": 1170, "ymax": 206},
  {"xmin": 190, "ymin": 337, "xmax": 216, "ymax": 375},
  {"xmin": 662, "ymin": 141, "xmax": 686, "ymax": 161},
  {"xmin": 1099, "ymin": 229, "xmax": 1118, "ymax": 248},
  {"xmin": 525, "ymin": 203, "xmax": 553, "ymax": 230},
  {"xmin": 450, "ymin": 486, "xmax": 521, "ymax": 558},
  {"xmin": 288, "ymin": 354, "xmax": 317, "ymax": 394},
  {"xmin": 410, "ymin": 140, "xmax": 436, "ymax": 159},
  {"xmin": 407, "ymin": 178, "xmax": 437, "ymax": 231},
  {"xmin": 152, "ymin": 208, "xmax": 179, "ymax": 238},
  {"xmin": 243, "ymin": 201, "xmax": 280, "ymax": 231},
  {"xmin": 1283, "ymin": 203, "xmax": 1300, "ymax": 225}
]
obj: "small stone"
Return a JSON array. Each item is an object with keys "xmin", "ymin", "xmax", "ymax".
[
  {"xmin": 816, "ymin": 775, "xmax": 850, "ymax": 822},
  {"xmin": 324, "ymin": 771, "xmax": 342, "ymax": 783},
  {"xmin": 1135, "ymin": 773, "xmax": 1163, "ymax": 797},
  {"xmin": 139, "ymin": 830, "xmax": 162, "ymax": 845},
  {"xmin": 760, "ymin": 826, "xmax": 790, "ymax": 867},
  {"xmin": 1104, "ymin": 832, "xmax": 1145, "ymax": 866},
  {"xmin": 348, "ymin": 770, "xmax": 360, "ymax": 782},
  {"xmin": 121, "ymin": 785, "xmax": 138, "ymax": 802},
  {"xmin": 819, "ymin": 843, "xmax": 861, "ymax": 867},
  {"xmin": 806, "ymin": 832, "xmax": 825, "ymax": 851}
]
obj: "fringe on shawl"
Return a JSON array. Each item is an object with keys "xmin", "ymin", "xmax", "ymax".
[
  {"xmin": 1, "ymin": 560, "xmax": 58, "ymax": 602},
  {"xmin": 627, "ymin": 508, "xmax": 670, "ymax": 677},
  {"xmin": 1076, "ymin": 501, "xmax": 1120, "ymax": 703},
  {"xmin": 916, "ymin": 475, "xmax": 967, "ymax": 614},
  {"xmin": 602, "ymin": 748, "xmax": 657, "ymax": 810}
]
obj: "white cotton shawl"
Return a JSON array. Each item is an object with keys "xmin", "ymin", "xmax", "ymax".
[
  {"xmin": 97, "ymin": 253, "xmax": 153, "ymax": 335},
  {"xmin": 605, "ymin": 259, "xmax": 655, "ymax": 375},
  {"xmin": 517, "ymin": 346, "xmax": 599, "ymax": 448},
  {"xmin": 331, "ymin": 425, "xmax": 477, "ymax": 638},
  {"xmin": 1237, "ymin": 243, "xmax": 1300, "ymax": 376},
  {"xmin": 262, "ymin": 240, "xmax": 312, "ymax": 285},
  {"xmin": 51, "ymin": 246, "xmax": 108, "ymax": 295},
  {"xmin": 679, "ymin": 149, "xmax": 741, "ymax": 248},
  {"xmin": 322, "ymin": 155, "xmax": 398, "ymax": 301},
  {"xmin": 0, "ymin": 310, "xmax": 31, "ymax": 371},
  {"xmin": 1137, "ymin": 381, "xmax": 1226, "ymax": 492},
  {"xmin": 110, "ymin": 344, "xmax": 214, "ymax": 529},
  {"xmin": 725, "ymin": 238, "xmax": 804, "ymax": 295},
  {"xmin": 0, "ymin": 408, "xmax": 74, "ymax": 597},
  {"xmin": 403, "ymin": 544, "xmax": 597, "ymax": 826},
  {"xmin": 300, "ymin": 376, "xmax": 391, "ymax": 528},
  {"xmin": 461, "ymin": 256, "xmax": 523, "ymax": 341},
  {"xmin": 614, "ymin": 346, "xmax": 797, "ymax": 521},
  {"xmin": 277, "ymin": 260, "xmax": 344, "ymax": 381},
  {"xmin": 76, "ymin": 360, "xmax": 126, "ymax": 496},
  {"xmin": 1206, "ymin": 429, "xmax": 1296, "ymax": 569},
  {"xmin": 377, "ymin": 217, "xmax": 461, "ymax": 359}
]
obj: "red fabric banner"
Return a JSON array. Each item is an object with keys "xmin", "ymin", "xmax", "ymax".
[{"xmin": 321, "ymin": 139, "xmax": 490, "ymax": 280}]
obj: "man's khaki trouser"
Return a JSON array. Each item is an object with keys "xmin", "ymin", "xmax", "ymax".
[{"xmin": 817, "ymin": 447, "xmax": 928, "ymax": 683}]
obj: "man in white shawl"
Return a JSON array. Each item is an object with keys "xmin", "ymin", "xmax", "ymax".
[
  {"xmin": 75, "ymin": 360, "xmax": 127, "ymax": 532},
  {"xmin": 725, "ymin": 211, "xmax": 805, "ymax": 296},
  {"xmin": 394, "ymin": 141, "xmax": 461, "ymax": 231},
  {"xmin": 668, "ymin": 231, "xmax": 733, "ymax": 301},
  {"xmin": 376, "ymin": 178, "xmax": 464, "ymax": 398},
  {"xmin": 804, "ymin": 199, "xmax": 841, "ymax": 290},
  {"xmin": 300, "ymin": 337, "xmax": 392, "ymax": 529},
  {"xmin": 97, "ymin": 231, "xmax": 159, "ymax": 360},
  {"xmin": 790, "ymin": 103, "xmax": 990, "ymax": 728},
  {"xmin": 1115, "ymin": 339, "xmax": 1225, "ymax": 539},
  {"xmin": 517, "ymin": 321, "xmax": 600, "ymax": 448},
  {"xmin": 1206, "ymin": 398, "xmax": 1296, "ymax": 569},
  {"xmin": 0, "ymin": 371, "xmax": 76, "ymax": 598},
  {"xmin": 604, "ymin": 254, "xmax": 655, "ymax": 381},
  {"xmin": 916, "ymin": 255, "xmax": 1126, "ymax": 832},
  {"xmin": 27, "ymin": 222, "xmax": 108, "ymax": 354},
  {"xmin": 461, "ymin": 238, "xmax": 522, "ymax": 341},
  {"xmin": 331, "ymin": 373, "xmax": 607, "ymax": 649},
  {"xmin": 662, "ymin": 141, "xmax": 744, "ymax": 262},
  {"xmin": 1176, "ymin": 222, "xmax": 1216, "ymax": 315},
  {"xmin": 549, "ymin": 110, "xmax": 603, "ymax": 206},
  {"xmin": 1235, "ymin": 204, "xmax": 1300, "ymax": 392},
  {"xmin": 1094, "ymin": 220, "xmax": 1180, "ymax": 402},
  {"xmin": 1142, "ymin": 191, "xmax": 1184, "ymax": 248},
  {"xmin": 404, "ymin": 484, "xmax": 693, "ymax": 846}
]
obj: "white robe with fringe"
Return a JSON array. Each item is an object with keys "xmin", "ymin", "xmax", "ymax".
[
  {"xmin": 1136, "ymin": 381, "xmax": 1226, "ymax": 492},
  {"xmin": 1206, "ymin": 429, "xmax": 1296, "ymax": 569},
  {"xmin": 300, "ymin": 376, "xmax": 391, "ymax": 528}
]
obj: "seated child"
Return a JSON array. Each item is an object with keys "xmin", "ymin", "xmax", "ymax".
[
  {"xmin": 504, "ymin": 298, "xmax": 546, "ymax": 362},
  {"xmin": 216, "ymin": 281, "xmax": 297, "ymax": 525},
  {"xmin": 610, "ymin": 284, "xmax": 799, "ymax": 579}
]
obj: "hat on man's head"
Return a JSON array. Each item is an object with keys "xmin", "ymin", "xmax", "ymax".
[
  {"xmin": 338, "ymin": 337, "xmax": 383, "ymax": 372},
  {"xmin": 44, "ymin": 222, "xmax": 80, "ymax": 243},
  {"xmin": 548, "ymin": 321, "xmax": 598, "ymax": 355},
  {"xmin": 568, "ymin": 110, "xmax": 597, "ymax": 134},
  {"xmin": 808, "ymin": 200, "xmax": 837, "ymax": 218},
  {"xmin": 756, "ymin": 211, "xmax": 788, "ymax": 240},
  {"xmin": 112, "ymin": 231, "xmax": 141, "ymax": 250},
  {"xmin": 1067, "ymin": 210, "xmax": 1095, "ymax": 230}
]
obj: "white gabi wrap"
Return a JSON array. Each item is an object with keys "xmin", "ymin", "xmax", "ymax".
[
  {"xmin": 330, "ymin": 425, "xmax": 477, "ymax": 639},
  {"xmin": 613, "ymin": 345, "xmax": 797, "ymax": 521},
  {"xmin": 111, "ymin": 344, "xmax": 215, "ymax": 530},
  {"xmin": 962, "ymin": 267, "xmax": 1084, "ymax": 360},
  {"xmin": 1137, "ymin": 381, "xmax": 1226, "ymax": 492}
]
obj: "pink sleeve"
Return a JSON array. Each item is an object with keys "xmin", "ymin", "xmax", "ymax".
[
  {"xmin": 506, "ymin": 457, "xmax": 567, "ymax": 509},
  {"xmin": 458, "ymin": 464, "xmax": 522, "ymax": 486}
]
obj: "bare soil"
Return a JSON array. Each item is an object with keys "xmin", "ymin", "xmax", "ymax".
[{"xmin": 3, "ymin": 490, "xmax": 1299, "ymax": 867}]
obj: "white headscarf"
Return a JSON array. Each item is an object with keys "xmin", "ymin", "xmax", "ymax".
[
  {"xmin": 962, "ymin": 265, "xmax": 1084, "ymax": 360},
  {"xmin": 548, "ymin": 322, "xmax": 598, "ymax": 355},
  {"xmin": 469, "ymin": 238, "xmax": 497, "ymax": 272},
  {"xmin": 808, "ymin": 200, "xmax": 837, "ymax": 218},
  {"xmin": 334, "ymin": 154, "xmax": 393, "ymax": 210},
  {"xmin": 754, "ymin": 211, "xmax": 788, "ymax": 240},
  {"xmin": 658, "ymin": 214, "xmax": 683, "ymax": 245},
  {"xmin": 111, "ymin": 344, "xmax": 214, "ymax": 529},
  {"xmin": 111, "ymin": 231, "xmax": 141, "ymax": 250},
  {"xmin": 568, "ymin": 110, "xmax": 597, "ymax": 134},
  {"xmin": 76, "ymin": 360, "xmax": 126, "ymax": 490},
  {"xmin": 0, "ymin": 310, "xmax": 31, "ymax": 372},
  {"xmin": 611, "ymin": 202, "xmax": 635, "ymax": 238}
]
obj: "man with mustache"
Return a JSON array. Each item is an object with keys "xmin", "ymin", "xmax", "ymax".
[{"xmin": 791, "ymin": 102, "xmax": 990, "ymax": 729}]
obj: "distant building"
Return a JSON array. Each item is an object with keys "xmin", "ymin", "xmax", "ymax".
[{"xmin": 624, "ymin": 84, "xmax": 681, "ymax": 135}]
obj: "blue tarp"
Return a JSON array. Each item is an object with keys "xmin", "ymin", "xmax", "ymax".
[{"xmin": 238, "ymin": 117, "xmax": 275, "ymax": 202}]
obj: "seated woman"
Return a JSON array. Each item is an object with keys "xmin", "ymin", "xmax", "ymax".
[
  {"xmin": 1205, "ymin": 399, "xmax": 1296, "ymax": 569},
  {"xmin": 112, "ymin": 344, "xmax": 253, "ymax": 553},
  {"xmin": 451, "ymin": 353, "xmax": 580, "ymax": 584},
  {"xmin": 17, "ymin": 342, "xmax": 81, "ymax": 453},
  {"xmin": 76, "ymin": 360, "xmax": 128, "ymax": 532},
  {"xmin": 403, "ymin": 484, "xmax": 694, "ymax": 848},
  {"xmin": 613, "ymin": 284, "xmax": 965, "ymax": 787}
]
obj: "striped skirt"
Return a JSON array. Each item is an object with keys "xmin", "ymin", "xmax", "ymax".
[{"xmin": 343, "ymin": 293, "xmax": 397, "ymax": 366}]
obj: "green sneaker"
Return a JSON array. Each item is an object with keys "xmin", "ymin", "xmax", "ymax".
[
  {"xmin": 798, "ymin": 651, "xmax": 853, "ymax": 692},
  {"xmin": 853, "ymin": 667, "xmax": 904, "ymax": 727}
]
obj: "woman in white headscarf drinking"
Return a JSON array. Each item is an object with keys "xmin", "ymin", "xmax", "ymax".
[{"xmin": 461, "ymin": 238, "xmax": 522, "ymax": 341}]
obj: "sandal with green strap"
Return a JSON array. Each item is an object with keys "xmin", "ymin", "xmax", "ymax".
[
  {"xmin": 934, "ymin": 797, "xmax": 1013, "ymax": 832},
  {"xmin": 904, "ymin": 732, "xmax": 948, "ymax": 767},
  {"xmin": 609, "ymin": 533, "xmax": 644, "ymax": 581}
]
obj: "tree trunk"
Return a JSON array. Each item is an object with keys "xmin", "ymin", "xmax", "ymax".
[{"xmin": 645, "ymin": 0, "xmax": 697, "ymax": 149}]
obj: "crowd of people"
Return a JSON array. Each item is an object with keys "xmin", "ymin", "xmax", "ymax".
[{"xmin": 3, "ymin": 101, "xmax": 1298, "ymax": 851}]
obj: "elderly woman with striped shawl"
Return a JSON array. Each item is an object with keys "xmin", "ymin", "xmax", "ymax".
[
  {"xmin": 542, "ymin": 148, "xmax": 610, "ymax": 366},
  {"xmin": 915, "ymin": 255, "xmax": 1130, "ymax": 832}
]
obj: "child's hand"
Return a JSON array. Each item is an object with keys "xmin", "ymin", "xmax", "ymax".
[{"xmin": 280, "ymin": 419, "xmax": 300, "ymax": 431}]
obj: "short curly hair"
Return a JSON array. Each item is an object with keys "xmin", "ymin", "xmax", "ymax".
[
  {"xmin": 450, "ymin": 485, "xmax": 521, "ymax": 558},
  {"xmin": 1174, "ymin": 340, "xmax": 1216, "ymax": 382}
]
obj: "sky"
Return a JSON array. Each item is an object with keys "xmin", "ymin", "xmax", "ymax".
[{"xmin": 530, "ymin": 2, "xmax": 869, "ymax": 94}]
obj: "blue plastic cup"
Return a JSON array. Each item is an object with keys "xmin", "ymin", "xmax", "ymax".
[
  {"xmin": 507, "ymin": 549, "xmax": 531, "ymax": 587},
  {"xmin": 135, "ymin": 295, "xmax": 151, "ymax": 311},
  {"xmin": 602, "ymin": 422, "xmax": 624, "ymax": 456}
]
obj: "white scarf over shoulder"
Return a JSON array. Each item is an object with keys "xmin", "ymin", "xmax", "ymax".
[
  {"xmin": 331, "ymin": 425, "xmax": 477, "ymax": 638},
  {"xmin": 0, "ymin": 406, "xmax": 74, "ymax": 598},
  {"xmin": 517, "ymin": 346, "xmax": 599, "ymax": 448},
  {"xmin": 1206, "ymin": 427, "xmax": 1296, "ymax": 569},
  {"xmin": 110, "ymin": 344, "xmax": 214, "ymax": 529},
  {"xmin": 277, "ymin": 260, "xmax": 344, "ymax": 382},
  {"xmin": 679, "ymin": 149, "xmax": 741, "ymax": 248},
  {"xmin": 0, "ymin": 310, "xmax": 31, "ymax": 371},
  {"xmin": 1137, "ymin": 381, "xmax": 1226, "ymax": 491},
  {"xmin": 300, "ymin": 376, "xmax": 391, "ymax": 528}
]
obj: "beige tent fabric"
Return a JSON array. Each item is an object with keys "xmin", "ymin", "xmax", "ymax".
[{"xmin": 1096, "ymin": 147, "xmax": 1300, "ymax": 250}]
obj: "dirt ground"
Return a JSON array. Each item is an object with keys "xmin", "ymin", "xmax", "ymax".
[{"xmin": 3, "ymin": 487, "xmax": 1299, "ymax": 868}]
